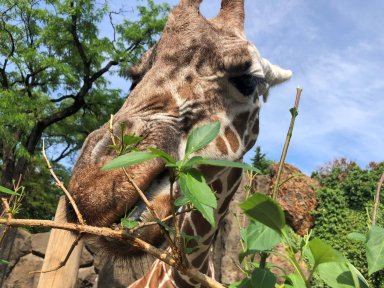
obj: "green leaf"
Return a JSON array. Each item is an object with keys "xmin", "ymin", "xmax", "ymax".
[
  {"xmin": 183, "ymin": 158, "xmax": 260, "ymax": 173},
  {"xmin": 347, "ymin": 232, "xmax": 367, "ymax": 243},
  {"xmin": 366, "ymin": 225, "xmax": 384, "ymax": 275},
  {"xmin": 185, "ymin": 121, "xmax": 220, "ymax": 155},
  {"xmin": 250, "ymin": 268, "xmax": 276, "ymax": 288},
  {"xmin": 121, "ymin": 218, "xmax": 139, "ymax": 229},
  {"xmin": 309, "ymin": 238, "xmax": 346, "ymax": 271},
  {"xmin": 0, "ymin": 259, "xmax": 10, "ymax": 266},
  {"xmin": 244, "ymin": 220, "xmax": 281, "ymax": 252},
  {"xmin": 148, "ymin": 147, "xmax": 176, "ymax": 164},
  {"xmin": 229, "ymin": 279, "xmax": 250, "ymax": 288},
  {"xmin": 101, "ymin": 151, "xmax": 158, "ymax": 171},
  {"xmin": 285, "ymin": 273, "xmax": 307, "ymax": 288},
  {"xmin": 174, "ymin": 195, "xmax": 190, "ymax": 207},
  {"xmin": 179, "ymin": 169, "xmax": 217, "ymax": 227},
  {"xmin": 0, "ymin": 185, "xmax": 19, "ymax": 196},
  {"xmin": 123, "ymin": 135, "xmax": 143, "ymax": 146},
  {"xmin": 240, "ymin": 193, "xmax": 285, "ymax": 234},
  {"xmin": 348, "ymin": 263, "xmax": 369, "ymax": 288},
  {"xmin": 317, "ymin": 262, "xmax": 368, "ymax": 288}
]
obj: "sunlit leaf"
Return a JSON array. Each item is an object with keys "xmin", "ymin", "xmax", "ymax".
[
  {"xmin": 121, "ymin": 218, "xmax": 139, "ymax": 229},
  {"xmin": 244, "ymin": 220, "xmax": 281, "ymax": 252},
  {"xmin": 309, "ymin": 238, "xmax": 346, "ymax": 270},
  {"xmin": 240, "ymin": 193, "xmax": 285, "ymax": 234},
  {"xmin": 101, "ymin": 151, "xmax": 158, "ymax": 171},
  {"xmin": 183, "ymin": 158, "xmax": 260, "ymax": 173},
  {"xmin": 0, "ymin": 185, "xmax": 19, "ymax": 196},
  {"xmin": 366, "ymin": 225, "xmax": 384, "ymax": 275},
  {"xmin": 179, "ymin": 169, "xmax": 217, "ymax": 227},
  {"xmin": 185, "ymin": 122, "xmax": 220, "ymax": 155},
  {"xmin": 148, "ymin": 147, "xmax": 176, "ymax": 164}
]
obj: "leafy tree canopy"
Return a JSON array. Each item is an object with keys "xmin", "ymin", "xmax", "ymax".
[{"xmin": 0, "ymin": 0, "xmax": 170, "ymax": 220}]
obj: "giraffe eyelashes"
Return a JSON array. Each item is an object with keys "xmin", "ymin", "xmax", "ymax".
[{"xmin": 229, "ymin": 75, "xmax": 266, "ymax": 97}]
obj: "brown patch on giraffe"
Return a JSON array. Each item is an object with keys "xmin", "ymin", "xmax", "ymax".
[
  {"xmin": 173, "ymin": 271, "xmax": 199, "ymax": 288},
  {"xmin": 211, "ymin": 179, "xmax": 223, "ymax": 194},
  {"xmin": 190, "ymin": 211, "xmax": 211, "ymax": 237},
  {"xmin": 191, "ymin": 248, "xmax": 209, "ymax": 267},
  {"xmin": 252, "ymin": 116, "xmax": 260, "ymax": 135},
  {"xmin": 177, "ymin": 84, "xmax": 194, "ymax": 99},
  {"xmin": 224, "ymin": 126, "xmax": 240, "ymax": 153},
  {"xmin": 215, "ymin": 136, "xmax": 228, "ymax": 155},
  {"xmin": 233, "ymin": 111, "xmax": 250, "ymax": 136},
  {"xmin": 218, "ymin": 168, "xmax": 243, "ymax": 214}
]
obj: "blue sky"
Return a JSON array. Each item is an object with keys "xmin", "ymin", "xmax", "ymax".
[{"xmin": 105, "ymin": 0, "xmax": 384, "ymax": 174}]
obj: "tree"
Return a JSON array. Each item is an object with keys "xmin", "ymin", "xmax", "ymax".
[
  {"xmin": 251, "ymin": 146, "xmax": 273, "ymax": 175},
  {"xmin": 0, "ymin": 0, "xmax": 169, "ymax": 215}
]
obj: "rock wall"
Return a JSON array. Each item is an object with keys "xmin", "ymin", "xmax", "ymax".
[{"xmin": 0, "ymin": 165, "xmax": 318, "ymax": 287}]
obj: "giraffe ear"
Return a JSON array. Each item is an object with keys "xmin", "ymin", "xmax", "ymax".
[{"xmin": 216, "ymin": 0, "xmax": 245, "ymax": 32}]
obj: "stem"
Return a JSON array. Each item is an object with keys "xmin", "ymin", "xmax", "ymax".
[
  {"xmin": 273, "ymin": 87, "xmax": 303, "ymax": 200},
  {"xmin": 372, "ymin": 172, "xmax": 384, "ymax": 225},
  {"xmin": 281, "ymin": 229, "xmax": 309, "ymax": 287}
]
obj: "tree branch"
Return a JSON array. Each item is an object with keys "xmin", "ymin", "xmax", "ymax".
[
  {"xmin": 69, "ymin": 2, "xmax": 90, "ymax": 79},
  {"xmin": 50, "ymin": 94, "xmax": 77, "ymax": 103}
]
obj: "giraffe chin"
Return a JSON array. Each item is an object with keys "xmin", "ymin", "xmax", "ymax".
[{"xmin": 93, "ymin": 221, "xmax": 169, "ymax": 259}]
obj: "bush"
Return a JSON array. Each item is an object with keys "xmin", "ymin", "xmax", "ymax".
[{"xmin": 312, "ymin": 159, "xmax": 384, "ymax": 287}]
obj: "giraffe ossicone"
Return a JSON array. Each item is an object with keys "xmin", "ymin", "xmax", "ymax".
[{"xmin": 67, "ymin": 0, "xmax": 291, "ymax": 286}]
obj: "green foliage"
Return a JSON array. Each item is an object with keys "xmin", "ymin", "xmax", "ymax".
[
  {"xmin": 0, "ymin": 0, "xmax": 169, "ymax": 219},
  {"xmin": 251, "ymin": 146, "xmax": 273, "ymax": 175},
  {"xmin": 102, "ymin": 121, "xmax": 259, "ymax": 228},
  {"xmin": 312, "ymin": 159, "xmax": 384, "ymax": 287}
]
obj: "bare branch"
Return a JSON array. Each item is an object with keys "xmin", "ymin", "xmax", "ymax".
[
  {"xmin": 372, "ymin": 172, "xmax": 384, "ymax": 225},
  {"xmin": 30, "ymin": 233, "xmax": 83, "ymax": 274},
  {"xmin": 42, "ymin": 141, "xmax": 85, "ymax": 225},
  {"xmin": 69, "ymin": 2, "xmax": 90, "ymax": 78}
]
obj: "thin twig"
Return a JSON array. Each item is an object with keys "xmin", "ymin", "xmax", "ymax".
[
  {"xmin": 30, "ymin": 233, "xmax": 83, "ymax": 274},
  {"xmin": 0, "ymin": 218, "xmax": 224, "ymax": 288},
  {"xmin": 108, "ymin": 115, "xmax": 178, "ymax": 254},
  {"xmin": 42, "ymin": 140, "xmax": 85, "ymax": 225},
  {"xmin": 132, "ymin": 207, "xmax": 194, "ymax": 231},
  {"xmin": 372, "ymin": 172, "xmax": 384, "ymax": 225},
  {"xmin": 272, "ymin": 87, "xmax": 303, "ymax": 200},
  {"xmin": 1, "ymin": 198, "xmax": 12, "ymax": 220}
]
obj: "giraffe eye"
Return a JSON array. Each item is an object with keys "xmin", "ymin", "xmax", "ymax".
[{"xmin": 229, "ymin": 74, "xmax": 266, "ymax": 97}]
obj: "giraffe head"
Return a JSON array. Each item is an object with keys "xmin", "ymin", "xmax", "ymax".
[{"xmin": 68, "ymin": 0, "xmax": 291, "ymax": 257}]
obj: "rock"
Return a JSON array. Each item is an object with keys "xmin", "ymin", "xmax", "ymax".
[
  {"xmin": 31, "ymin": 232, "xmax": 50, "ymax": 257},
  {"xmin": 268, "ymin": 163, "xmax": 319, "ymax": 236},
  {"xmin": 9, "ymin": 229, "xmax": 32, "ymax": 265},
  {"xmin": 3, "ymin": 254, "xmax": 43, "ymax": 288}
]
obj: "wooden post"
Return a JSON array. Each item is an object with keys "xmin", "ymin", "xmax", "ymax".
[{"xmin": 38, "ymin": 196, "xmax": 83, "ymax": 288}]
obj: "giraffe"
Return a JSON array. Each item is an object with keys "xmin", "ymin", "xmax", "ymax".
[{"xmin": 66, "ymin": 0, "xmax": 292, "ymax": 286}]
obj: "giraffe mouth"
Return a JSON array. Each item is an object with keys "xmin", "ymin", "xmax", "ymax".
[{"xmin": 98, "ymin": 171, "xmax": 174, "ymax": 257}]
